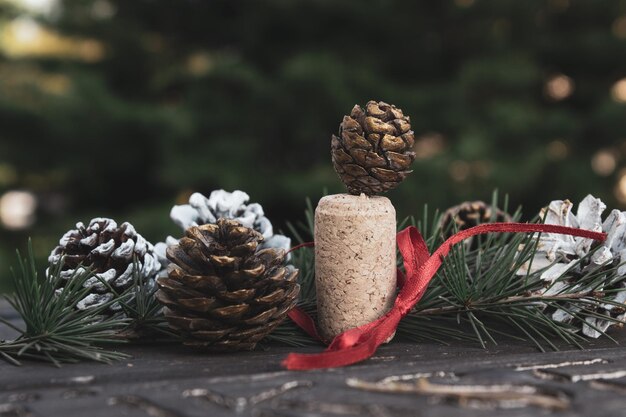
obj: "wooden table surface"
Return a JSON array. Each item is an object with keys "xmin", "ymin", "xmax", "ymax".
[{"xmin": 2, "ymin": 301, "xmax": 626, "ymax": 417}]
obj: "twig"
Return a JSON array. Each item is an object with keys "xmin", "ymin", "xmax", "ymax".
[
  {"xmin": 416, "ymin": 290, "xmax": 604, "ymax": 316},
  {"xmin": 182, "ymin": 380, "xmax": 313, "ymax": 412},
  {"xmin": 346, "ymin": 378, "xmax": 570, "ymax": 411}
]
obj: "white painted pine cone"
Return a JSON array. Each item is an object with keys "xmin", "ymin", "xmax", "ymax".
[
  {"xmin": 517, "ymin": 195, "xmax": 626, "ymax": 337},
  {"xmin": 155, "ymin": 190, "xmax": 291, "ymax": 277}
]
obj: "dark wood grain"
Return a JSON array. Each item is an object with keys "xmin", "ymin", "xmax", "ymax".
[{"xmin": 2, "ymin": 300, "xmax": 626, "ymax": 417}]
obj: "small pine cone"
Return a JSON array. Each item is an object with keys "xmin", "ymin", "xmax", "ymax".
[
  {"xmin": 331, "ymin": 100, "xmax": 416, "ymax": 195},
  {"xmin": 48, "ymin": 218, "xmax": 161, "ymax": 313},
  {"xmin": 156, "ymin": 218, "xmax": 300, "ymax": 351},
  {"xmin": 440, "ymin": 201, "xmax": 512, "ymax": 237}
]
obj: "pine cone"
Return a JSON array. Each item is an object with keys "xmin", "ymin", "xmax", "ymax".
[
  {"xmin": 518, "ymin": 196, "xmax": 626, "ymax": 338},
  {"xmin": 48, "ymin": 218, "xmax": 161, "ymax": 313},
  {"xmin": 440, "ymin": 201, "xmax": 512, "ymax": 237},
  {"xmin": 156, "ymin": 218, "xmax": 300, "ymax": 351},
  {"xmin": 331, "ymin": 100, "xmax": 416, "ymax": 195},
  {"xmin": 154, "ymin": 190, "xmax": 291, "ymax": 278}
]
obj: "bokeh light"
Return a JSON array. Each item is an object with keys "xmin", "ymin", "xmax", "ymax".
[
  {"xmin": 591, "ymin": 149, "xmax": 617, "ymax": 177},
  {"xmin": 0, "ymin": 191, "xmax": 37, "ymax": 230},
  {"xmin": 0, "ymin": 17, "xmax": 104, "ymax": 61},
  {"xmin": 91, "ymin": 0, "xmax": 116, "ymax": 20},
  {"xmin": 449, "ymin": 161, "xmax": 471, "ymax": 182},
  {"xmin": 613, "ymin": 16, "xmax": 626, "ymax": 39},
  {"xmin": 472, "ymin": 160, "xmax": 492, "ymax": 179},
  {"xmin": 546, "ymin": 140, "xmax": 569, "ymax": 160},
  {"xmin": 13, "ymin": 0, "xmax": 57, "ymax": 14},
  {"xmin": 611, "ymin": 78, "xmax": 626, "ymax": 103},
  {"xmin": 545, "ymin": 74, "xmax": 574, "ymax": 101},
  {"xmin": 187, "ymin": 52, "xmax": 213, "ymax": 76},
  {"xmin": 414, "ymin": 133, "xmax": 446, "ymax": 160}
]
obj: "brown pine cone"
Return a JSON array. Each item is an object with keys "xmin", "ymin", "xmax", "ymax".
[
  {"xmin": 331, "ymin": 100, "xmax": 416, "ymax": 195},
  {"xmin": 440, "ymin": 201, "xmax": 512, "ymax": 237},
  {"xmin": 156, "ymin": 218, "xmax": 300, "ymax": 351}
]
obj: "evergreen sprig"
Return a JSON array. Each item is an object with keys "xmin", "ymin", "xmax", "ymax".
[
  {"xmin": 0, "ymin": 242, "xmax": 130, "ymax": 366},
  {"xmin": 399, "ymin": 193, "xmax": 626, "ymax": 351},
  {"xmin": 116, "ymin": 261, "xmax": 178, "ymax": 341}
]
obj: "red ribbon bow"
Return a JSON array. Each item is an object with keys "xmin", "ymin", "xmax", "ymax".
[{"xmin": 282, "ymin": 222, "xmax": 607, "ymax": 371}]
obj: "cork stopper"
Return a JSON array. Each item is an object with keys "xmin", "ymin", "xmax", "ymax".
[{"xmin": 314, "ymin": 193, "xmax": 397, "ymax": 341}]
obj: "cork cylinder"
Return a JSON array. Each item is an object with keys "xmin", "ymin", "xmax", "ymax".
[{"xmin": 314, "ymin": 193, "xmax": 397, "ymax": 341}]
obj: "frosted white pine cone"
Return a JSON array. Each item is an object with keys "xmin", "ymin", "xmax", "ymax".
[
  {"xmin": 49, "ymin": 218, "xmax": 161, "ymax": 314},
  {"xmin": 517, "ymin": 195, "xmax": 626, "ymax": 337},
  {"xmin": 154, "ymin": 190, "xmax": 291, "ymax": 276}
]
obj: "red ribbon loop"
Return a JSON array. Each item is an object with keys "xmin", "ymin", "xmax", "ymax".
[{"xmin": 283, "ymin": 222, "xmax": 607, "ymax": 370}]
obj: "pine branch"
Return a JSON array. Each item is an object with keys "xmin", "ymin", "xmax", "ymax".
[
  {"xmin": 399, "ymin": 192, "xmax": 626, "ymax": 350},
  {"xmin": 0, "ymin": 241, "xmax": 130, "ymax": 366}
]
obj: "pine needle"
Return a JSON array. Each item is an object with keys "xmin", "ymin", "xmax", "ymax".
[{"xmin": 0, "ymin": 240, "xmax": 130, "ymax": 366}]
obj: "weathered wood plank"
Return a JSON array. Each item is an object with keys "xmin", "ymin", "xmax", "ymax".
[{"xmin": 2, "ymin": 301, "xmax": 626, "ymax": 417}]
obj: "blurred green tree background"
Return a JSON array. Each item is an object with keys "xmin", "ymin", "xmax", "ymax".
[{"xmin": 1, "ymin": 0, "xmax": 626, "ymax": 291}]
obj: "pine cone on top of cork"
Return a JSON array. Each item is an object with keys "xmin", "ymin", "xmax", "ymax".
[
  {"xmin": 331, "ymin": 100, "xmax": 416, "ymax": 196},
  {"xmin": 315, "ymin": 100, "xmax": 416, "ymax": 341}
]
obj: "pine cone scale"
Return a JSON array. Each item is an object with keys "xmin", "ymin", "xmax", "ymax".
[
  {"xmin": 210, "ymin": 255, "xmax": 237, "ymax": 268},
  {"xmin": 273, "ymin": 297, "xmax": 298, "ymax": 317},
  {"xmin": 387, "ymin": 152, "xmax": 413, "ymax": 170},
  {"xmin": 254, "ymin": 288, "xmax": 286, "ymax": 304},
  {"xmin": 156, "ymin": 278, "xmax": 207, "ymax": 298},
  {"xmin": 242, "ymin": 263, "xmax": 265, "ymax": 278},
  {"xmin": 342, "ymin": 131, "xmax": 371, "ymax": 150},
  {"xmin": 228, "ymin": 327, "xmax": 271, "ymax": 340},
  {"xmin": 179, "ymin": 298, "xmax": 218, "ymax": 313},
  {"xmin": 380, "ymin": 135, "xmax": 408, "ymax": 151},
  {"xmin": 192, "ymin": 330, "xmax": 233, "ymax": 341},
  {"xmin": 218, "ymin": 288, "xmax": 256, "ymax": 302},
  {"xmin": 242, "ymin": 308, "xmax": 278, "ymax": 325},
  {"xmin": 163, "ymin": 310, "xmax": 230, "ymax": 332},
  {"xmin": 211, "ymin": 304, "xmax": 250, "ymax": 319},
  {"xmin": 332, "ymin": 146, "xmax": 353, "ymax": 165},
  {"xmin": 166, "ymin": 246, "xmax": 207, "ymax": 274}
]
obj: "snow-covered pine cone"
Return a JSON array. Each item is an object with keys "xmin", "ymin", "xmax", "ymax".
[
  {"xmin": 518, "ymin": 195, "xmax": 626, "ymax": 337},
  {"xmin": 154, "ymin": 190, "xmax": 291, "ymax": 277},
  {"xmin": 48, "ymin": 218, "xmax": 161, "ymax": 314}
]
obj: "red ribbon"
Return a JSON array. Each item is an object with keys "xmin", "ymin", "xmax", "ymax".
[{"xmin": 283, "ymin": 222, "xmax": 606, "ymax": 370}]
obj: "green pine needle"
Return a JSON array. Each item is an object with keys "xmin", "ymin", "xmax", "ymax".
[
  {"xmin": 0, "ymin": 241, "xmax": 130, "ymax": 366},
  {"xmin": 115, "ymin": 260, "xmax": 178, "ymax": 341}
]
